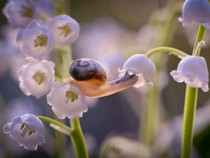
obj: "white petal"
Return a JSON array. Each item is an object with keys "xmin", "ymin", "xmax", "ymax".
[
  {"xmin": 17, "ymin": 20, "xmax": 54, "ymax": 59},
  {"xmin": 46, "ymin": 14, "xmax": 80, "ymax": 46},
  {"xmin": 180, "ymin": 0, "xmax": 210, "ymax": 28},
  {"xmin": 17, "ymin": 59, "xmax": 55, "ymax": 98},
  {"xmin": 47, "ymin": 82, "xmax": 88, "ymax": 119},
  {"xmin": 170, "ymin": 56, "xmax": 209, "ymax": 92},
  {"xmin": 120, "ymin": 54, "xmax": 156, "ymax": 88},
  {"xmin": 3, "ymin": 114, "xmax": 45, "ymax": 151}
]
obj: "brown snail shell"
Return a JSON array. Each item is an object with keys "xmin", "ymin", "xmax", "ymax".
[
  {"xmin": 69, "ymin": 58, "xmax": 138, "ymax": 97},
  {"xmin": 69, "ymin": 58, "xmax": 106, "ymax": 84}
]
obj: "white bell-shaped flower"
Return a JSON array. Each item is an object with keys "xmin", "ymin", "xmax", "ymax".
[
  {"xmin": 3, "ymin": 113, "xmax": 45, "ymax": 151},
  {"xmin": 119, "ymin": 54, "xmax": 156, "ymax": 88},
  {"xmin": 17, "ymin": 20, "xmax": 54, "ymax": 59},
  {"xmin": 45, "ymin": 14, "xmax": 80, "ymax": 46},
  {"xmin": 47, "ymin": 82, "xmax": 88, "ymax": 119},
  {"xmin": 3, "ymin": 0, "xmax": 38, "ymax": 28},
  {"xmin": 179, "ymin": 0, "xmax": 210, "ymax": 29},
  {"xmin": 170, "ymin": 56, "xmax": 209, "ymax": 92},
  {"xmin": 17, "ymin": 59, "xmax": 55, "ymax": 98}
]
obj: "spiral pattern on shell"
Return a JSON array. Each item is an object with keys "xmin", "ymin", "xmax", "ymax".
[{"xmin": 69, "ymin": 58, "xmax": 107, "ymax": 82}]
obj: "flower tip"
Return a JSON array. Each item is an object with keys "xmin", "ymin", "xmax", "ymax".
[
  {"xmin": 178, "ymin": 17, "xmax": 183, "ymax": 23},
  {"xmin": 178, "ymin": 17, "xmax": 189, "ymax": 27},
  {"xmin": 145, "ymin": 81, "xmax": 153, "ymax": 87},
  {"xmin": 202, "ymin": 84, "xmax": 209, "ymax": 92}
]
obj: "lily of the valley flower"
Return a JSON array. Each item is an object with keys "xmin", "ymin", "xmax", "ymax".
[
  {"xmin": 3, "ymin": 0, "xmax": 38, "ymax": 28},
  {"xmin": 119, "ymin": 54, "xmax": 156, "ymax": 88},
  {"xmin": 17, "ymin": 20, "xmax": 54, "ymax": 59},
  {"xmin": 47, "ymin": 81, "xmax": 88, "ymax": 119},
  {"xmin": 179, "ymin": 0, "xmax": 210, "ymax": 29},
  {"xmin": 18, "ymin": 59, "xmax": 55, "ymax": 98},
  {"xmin": 30, "ymin": 0, "xmax": 55, "ymax": 20},
  {"xmin": 170, "ymin": 56, "xmax": 209, "ymax": 92},
  {"xmin": 3, "ymin": 113, "xmax": 46, "ymax": 150},
  {"xmin": 45, "ymin": 14, "xmax": 80, "ymax": 46}
]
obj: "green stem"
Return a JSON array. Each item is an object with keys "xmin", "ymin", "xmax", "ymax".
[
  {"xmin": 38, "ymin": 116, "xmax": 72, "ymax": 134},
  {"xmin": 54, "ymin": 45, "xmax": 88, "ymax": 158},
  {"xmin": 70, "ymin": 119, "xmax": 89, "ymax": 158},
  {"xmin": 54, "ymin": 0, "xmax": 71, "ymax": 15},
  {"xmin": 54, "ymin": 0, "xmax": 65, "ymax": 14},
  {"xmin": 146, "ymin": 47, "xmax": 188, "ymax": 59},
  {"xmin": 39, "ymin": 116, "xmax": 68, "ymax": 158},
  {"xmin": 140, "ymin": 1, "xmax": 184, "ymax": 146},
  {"xmin": 54, "ymin": 125, "xmax": 66, "ymax": 158},
  {"xmin": 52, "ymin": 0, "xmax": 72, "ymax": 154},
  {"xmin": 53, "ymin": 1, "xmax": 88, "ymax": 158},
  {"xmin": 192, "ymin": 25, "xmax": 205, "ymax": 55},
  {"xmin": 141, "ymin": 84, "xmax": 159, "ymax": 145},
  {"xmin": 193, "ymin": 41, "xmax": 205, "ymax": 56},
  {"xmin": 181, "ymin": 24, "xmax": 205, "ymax": 158},
  {"xmin": 181, "ymin": 87, "xmax": 198, "ymax": 158},
  {"xmin": 54, "ymin": 46, "xmax": 72, "ymax": 81},
  {"xmin": 50, "ymin": 112, "xmax": 67, "ymax": 158},
  {"xmin": 53, "ymin": 40, "xmax": 88, "ymax": 158},
  {"xmin": 158, "ymin": 1, "xmax": 178, "ymax": 46}
]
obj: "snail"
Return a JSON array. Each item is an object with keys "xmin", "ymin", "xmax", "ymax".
[{"xmin": 68, "ymin": 58, "xmax": 138, "ymax": 97}]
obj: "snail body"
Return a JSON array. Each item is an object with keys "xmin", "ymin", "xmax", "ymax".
[{"xmin": 69, "ymin": 58, "xmax": 138, "ymax": 97}]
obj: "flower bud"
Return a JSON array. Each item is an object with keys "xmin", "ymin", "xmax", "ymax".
[
  {"xmin": 170, "ymin": 56, "xmax": 209, "ymax": 92},
  {"xmin": 3, "ymin": 114, "xmax": 45, "ymax": 150},
  {"xmin": 179, "ymin": 0, "xmax": 210, "ymax": 29}
]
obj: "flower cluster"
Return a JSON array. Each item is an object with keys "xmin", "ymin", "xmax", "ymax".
[
  {"xmin": 2, "ymin": 0, "xmax": 83, "ymax": 150},
  {"xmin": 2, "ymin": 0, "xmax": 159, "ymax": 151},
  {"xmin": 2, "ymin": 0, "xmax": 81, "ymax": 95},
  {"xmin": 14, "ymin": 14, "xmax": 81, "ymax": 105},
  {"xmin": 3, "ymin": 0, "xmax": 54, "ymax": 28}
]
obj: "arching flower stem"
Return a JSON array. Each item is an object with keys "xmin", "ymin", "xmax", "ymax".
[
  {"xmin": 146, "ymin": 46, "xmax": 188, "ymax": 59},
  {"xmin": 38, "ymin": 116, "xmax": 72, "ymax": 135},
  {"xmin": 144, "ymin": 24, "xmax": 206, "ymax": 158},
  {"xmin": 139, "ymin": 1, "xmax": 183, "ymax": 146},
  {"xmin": 181, "ymin": 24, "xmax": 205, "ymax": 158}
]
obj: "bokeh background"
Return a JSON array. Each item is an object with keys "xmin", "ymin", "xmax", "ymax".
[{"xmin": 0, "ymin": 0, "xmax": 210, "ymax": 158}]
